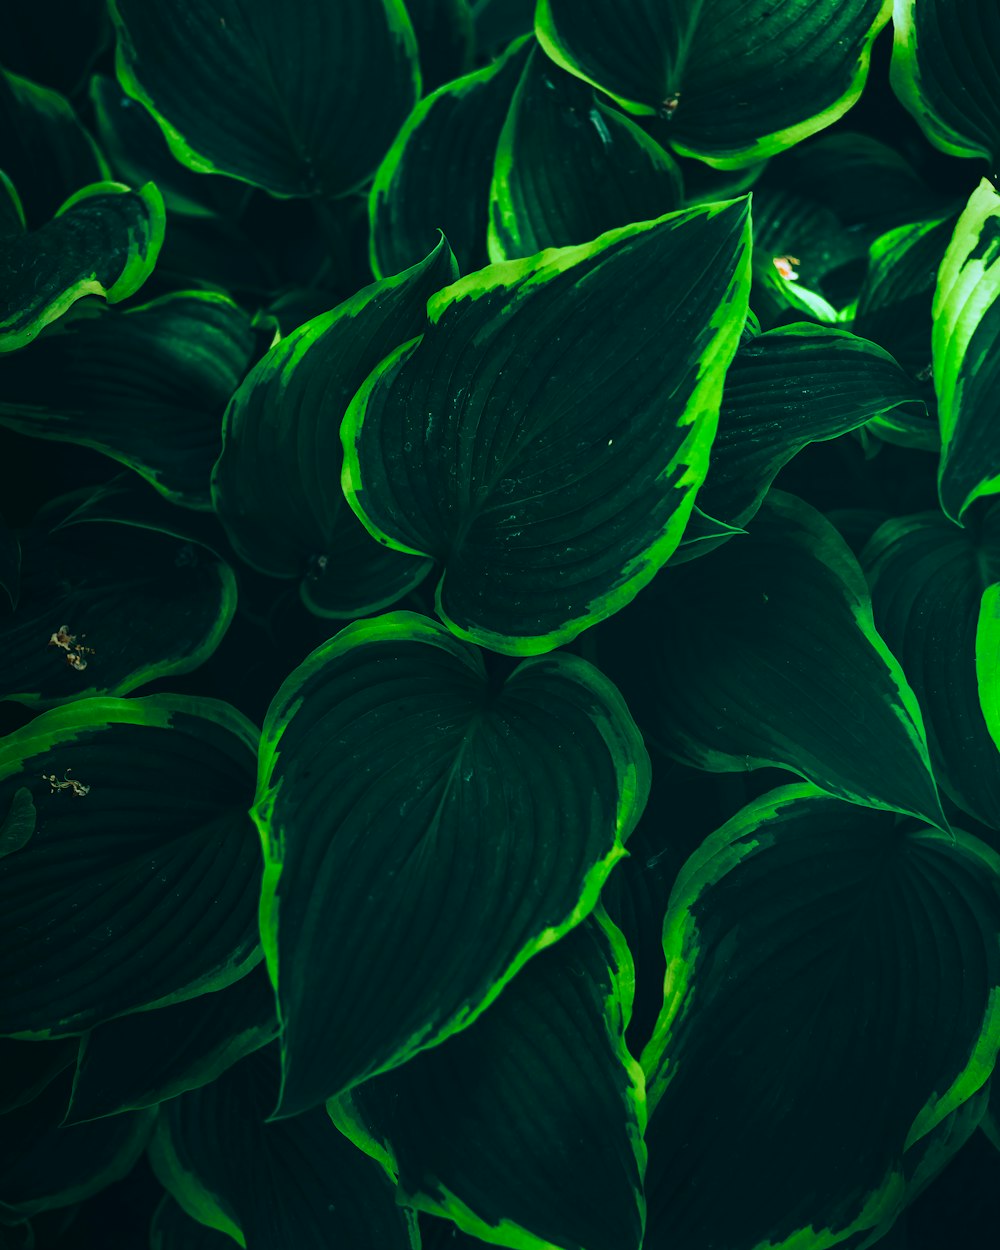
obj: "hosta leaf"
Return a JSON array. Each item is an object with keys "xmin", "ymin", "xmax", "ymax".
[
  {"xmin": 488, "ymin": 48, "xmax": 682, "ymax": 261},
  {"xmin": 0, "ymin": 1039, "xmax": 76, "ymax": 1115},
  {"xmin": 66, "ymin": 965, "xmax": 278, "ymax": 1124},
  {"xmin": 109, "ymin": 0, "xmax": 419, "ymax": 198},
  {"xmin": 535, "ymin": 0, "xmax": 891, "ymax": 166},
  {"xmin": 150, "ymin": 1047, "xmax": 415, "ymax": 1250},
  {"xmin": 370, "ymin": 35, "xmax": 531, "ymax": 277},
  {"xmin": 152, "ymin": 1197, "xmax": 234, "ymax": 1250},
  {"xmin": 891, "ymin": 0, "xmax": 1000, "ymax": 162},
  {"xmin": 254, "ymin": 611, "xmax": 649, "ymax": 1113},
  {"xmin": 0, "ymin": 507, "xmax": 236, "ymax": 706},
  {"xmin": 0, "ymin": 1070, "xmax": 153, "ymax": 1220},
  {"xmin": 603, "ymin": 491, "xmax": 945, "ymax": 826},
  {"xmin": 408, "ymin": 0, "xmax": 474, "ymax": 90},
  {"xmin": 212, "ymin": 240, "xmax": 455, "ymax": 618},
  {"xmin": 0, "ymin": 69, "xmax": 108, "ymax": 226},
  {"xmin": 641, "ymin": 785, "xmax": 1000, "ymax": 1250},
  {"xmin": 0, "ymin": 695, "xmax": 261, "ymax": 1037},
  {"xmin": 695, "ymin": 323, "xmax": 922, "ymax": 536},
  {"xmin": 331, "ymin": 912, "xmax": 646, "ymax": 1250},
  {"xmin": 344, "ymin": 199, "xmax": 751, "ymax": 655},
  {"xmin": 0, "ymin": 293, "xmax": 257, "ymax": 508},
  {"xmin": 863, "ymin": 508, "xmax": 1000, "ymax": 829},
  {"xmin": 933, "ymin": 179, "xmax": 1000, "ymax": 521},
  {"xmin": 471, "ymin": 0, "xmax": 534, "ymax": 53},
  {"xmin": 0, "ymin": 180, "xmax": 164, "ymax": 352}
]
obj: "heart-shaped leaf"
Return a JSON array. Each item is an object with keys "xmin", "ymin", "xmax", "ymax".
[
  {"xmin": 370, "ymin": 35, "xmax": 531, "ymax": 277},
  {"xmin": 66, "ymin": 965, "xmax": 278, "ymax": 1124},
  {"xmin": 0, "ymin": 505, "xmax": 236, "ymax": 706},
  {"xmin": 601, "ymin": 490, "xmax": 946, "ymax": 826},
  {"xmin": 488, "ymin": 47, "xmax": 682, "ymax": 261},
  {"xmin": 641, "ymin": 785, "xmax": 1000, "ymax": 1250},
  {"xmin": 254, "ymin": 611, "xmax": 649, "ymax": 1113},
  {"xmin": 863, "ymin": 508, "xmax": 1000, "ymax": 828},
  {"xmin": 212, "ymin": 240, "xmax": 456, "ymax": 617},
  {"xmin": 933, "ymin": 179, "xmax": 1000, "ymax": 522},
  {"xmin": 0, "ymin": 695, "xmax": 261, "ymax": 1037},
  {"xmin": 0, "ymin": 179, "xmax": 164, "ymax": 352},
  {"xmin": 344, "ymin": 198, "xmax": 751, "ymax": 655},
  {"xmin": 891, "ymin": 0, "xmax": 1000, "ymax": 162},
  {"xmin": 150, "ymin": 1047, "xmax": 416, "ymax": 1250},
  {"xmin": 109, "ymin": 0, "xmax": 420, "ymax": 197},
  {"xmin": 331, "ymin": 911, "xmax": 645, "ymax": 1250},
  {"xmin": 535, "ymin": 0, "xmax": 891, "ymax": 166},
  {"xmin": 0, "ymin": 292, "xmax": 257, "ymax": 508}
]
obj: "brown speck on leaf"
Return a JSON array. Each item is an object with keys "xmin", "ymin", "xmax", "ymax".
[
  {"xmin": 772, "ymin": 255, "xmax": 801, "ymax": 282},
  {"xmin": 66, "ymin": 652, "xmax": 88, "ymax": 672},
  {"xmin": 48, "ymin": 625, "xmax": 75, "ymax": 650},
  {"xmin": 42, "ymin": 770, "xmax": 90, "ymax": 797},
  {"xmin": 659, "ymin": 92, "xmax": 681, "ymax": 120}
]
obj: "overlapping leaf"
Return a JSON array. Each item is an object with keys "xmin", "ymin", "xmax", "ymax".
[
  {"xmin": 0, "ymin": 695, "xmax": 261, "ymax": 1036},
  {"xmin": 110, "ymin": 0, "xmax": 419, "ymax": 197},
  {"xmin": 603, "ymin": 491, "xmax": 945, "ymax": 826},
  {"xmin": 332, "ymin": 912, "xmax": 646, "ymax": 1250},
  {"xmin": 641, "ymin": 785, "xmax": 1000, "ymax": 1250},
  {"xmin": 488, "ymin": 49, "xmax": 682, "ymax": 261},
  {"xmin": 254, "ymin": 612, "xmax": 649, "ymax": 1113},
  {"xmin": 0, "ymin": 179, "xmax": 164, "ymax": 352},
  {"xmin": 0, "ymin": 293, "xmax": 257, "ymax": 508},
  {"xmin": 535, "ymin": 0, "xmax": 891, "ymax": 165},
  {"xmin": 408, "ymin": 0, "xmax": 474, "ymax": 90},
  {"xmin": 213, "ymin": 240, "xmax": 455, "ymax": 617},
  {"xmin": 150, "ymin": 1047, "xmax": 415, "ymax": 1250},
  {"xmin": 344, "ymin": 199, "xmax": 751, "ymax": 654},
  {"xmin": 370, "ymin": 35, "xmax": 531, "ymax": 276},
  {"xmin": 933, "ymin": 179, "xmax": 1000, "ymax": 521}
]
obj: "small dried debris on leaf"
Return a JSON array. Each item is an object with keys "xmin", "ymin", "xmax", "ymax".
[
  {"xmin": 42, "ymin": 770, "xmax": 90, "ymax": 797},
  {"xmin": 48, "ymin": 624, "xmax": 95, "ymax": 672},
  {"xmin": 772, "ymin": 255, "xmax": 801, "ymax": 282}
]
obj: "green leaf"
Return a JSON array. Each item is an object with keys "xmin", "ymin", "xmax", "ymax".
[
  {"xmin": 212, "ymin": 241, "xmax": 455, "ymax": 618},
  {"xmin": 0, "ymin": 1070, "xmax": 153, "ymax": 1220},
  {"xmin": 603, "ymin": 491, "xmax": 946, "ymax": 826},
  {"xmin": 370, "ymin": 35, "xmax": 531, "ymax": 277},
  {"xmin": 471, "ymin": 0, "xmax": 535, "ymax": 54},
  {"xmin": 0, "ymin": 292, "xmax": 257, "ymax": 508},
  {"xmin": 488, "ymin": 48, "xmax": 682, "ymax": 261},
  {"xmin": 891, "ymin": 0, "xmax": 1000, "ymax": 162},
  {"xmin": 0, "ymin": 180, "xmax": 164, "ymax": 352},
  {"xmin": 0, "ymin": 1038, "xmax": 76, "ymax": 1115},
  {"xmin": 0, "ymin": 523, "xmax": 19, "ymax": 613},
  {"xmin": 344, "ymin": 199, "xmax": 751, "ymax": 655},
  {"xmin": 535, "ymin": 0, "xmax": 891, "ymax": 166},
  {"xmin": 66, "ymin": 965, "xmax": 278, "ymax": 1124},
  {"xmin": 109, "ymin": 0, "xmax": 420, "ymax": 198},
  {"xmin": 0, "ymin": 69, "xmax": 108, "ymax": 227},
  {"xmin": 331, "ymin": 911, "xmax": 646, "ymax": 1250},
  {"xmin": 933, "ymin": 179, "xmax": 1000, "ymax": 521},
  {"xmin": 0, "ymin": 787, "xmax": 35, "ymax": 858},
  {"xmin": 693, "ymin": 323, "xmax": 923, "ymax": 536},
  {"xmin": 0, "ymin": 695, "xmax": 261, "ymax": 1037},
  {"xmin": 0, "ymin": 505, "xmax": 236, "ymax": 707},
  {"xmin": 863, "ymin": 509, "xmax": 1000, "ymax": 829},
  {"xmin": 151, "ymin": 1197, "xmax": 235, "ymax": 1250},
  {"xmin": 408, "ymin": 0, "xmax": 474, "ymax": 90},
  {"xmin": 641, "ymin": 785, "xmax": 1000, "ymax": 1250},
  {"xmin": 254, "ymin": 611, "xmax": 649, "ymax": 1113},
  {"xmin": 150, "ymin": 1047, "xmax": 416, "ymax": 1250}
]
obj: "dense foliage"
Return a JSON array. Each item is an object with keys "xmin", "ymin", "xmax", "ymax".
[{"xmin": 3, "ymin": 2, "xmax": 1000, "ymax": 1248}]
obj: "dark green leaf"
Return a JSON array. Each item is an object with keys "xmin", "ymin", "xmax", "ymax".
[
  {"xmin": 0, "ymin": 694, "xmax": 261, "ymax": 1036},
  {"xmin": 2, "ymin": 1, "xmax": 109, "ymax": 97},
  {"xmin": 0, "ymin": 293, "xmax": 257, "ymax": 508},
  {"xmin": 0, "ymin": 787, "xmax": 35, "ymax": 858},
  {"xmin": 370, "ymin": 35, "xmax": 531, "ymax": 277},
  {"xmin": 0, "ymin": 180, "xmax": 164, "ymax": 352},
  {"xmin": 535, "ymin": 0, "xmax": 890, "ymax": 165},
  {"xmin": 0, "ymin": 523, "xmax": 19, "ymax": 613},
  {"xmin": 471, "ymin": 0, "xmax": 534, "ymax": 54},
  {"xmin": 641, "ymin": 786, "xmax": 1000, "ymax": 1250},
  {"xmin": 408, "ymin": 0, "xmax": 474, "ymax": 90},
  {"xmin": 892, "ymin": 0, "xmax": 1000, "ymax": 162},
  {"xmin": 0, "ymin": 69, "xmax": 108, "ymax": 227},
  {"xmin": 151, "ymin": 1196, "xmax": 234, "ymax": 1250},
  {"xmin": 0, "ymin": 1038, "xmax": 76, "ymax": 1115},
  {"xmin": 932, "ymin": 179, "xmax": 1000, "ymax": 521},
  {"xmin": 150, "ymin": 1047, "xmax": 415, "ymax": 1249},
  {"xmin": 254, "ymin": 611, "xmax": 649, "ymax": 1112},
  {"xmin": 863, "ymin": 508, "xmax": 1000, "ymax": 829},
  {"xmin": 0, "ymin": 1070, "xmax": 153, "ymax": 1220},
  {"xmin": 344, "ymin": 199, "xmax": 751, "ymax": 654},
  {"xmin": 332, "ymin": 912, "xmax": 645, "ymax": 1250},
  {"xmin": 0, "ymin": 507, "xmax": 236, "ymax": 706},
  {"xmin": 603, "ymin": 491, "xmax": 946, "ymax": 826},
  {"xmin": 212, "ymin": 240, "xmax": 455, "ymax": 617},
  {"xmin": 66, "ymin": 965, "xmax": 278, "ymax": 1124},
  {"xmin": 488, "ymin": 48, "xmax": 682, "ymax": 261},
  {"xmin": 110, "ymin": 0, "xmax": 420, "ymax": 198}
]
